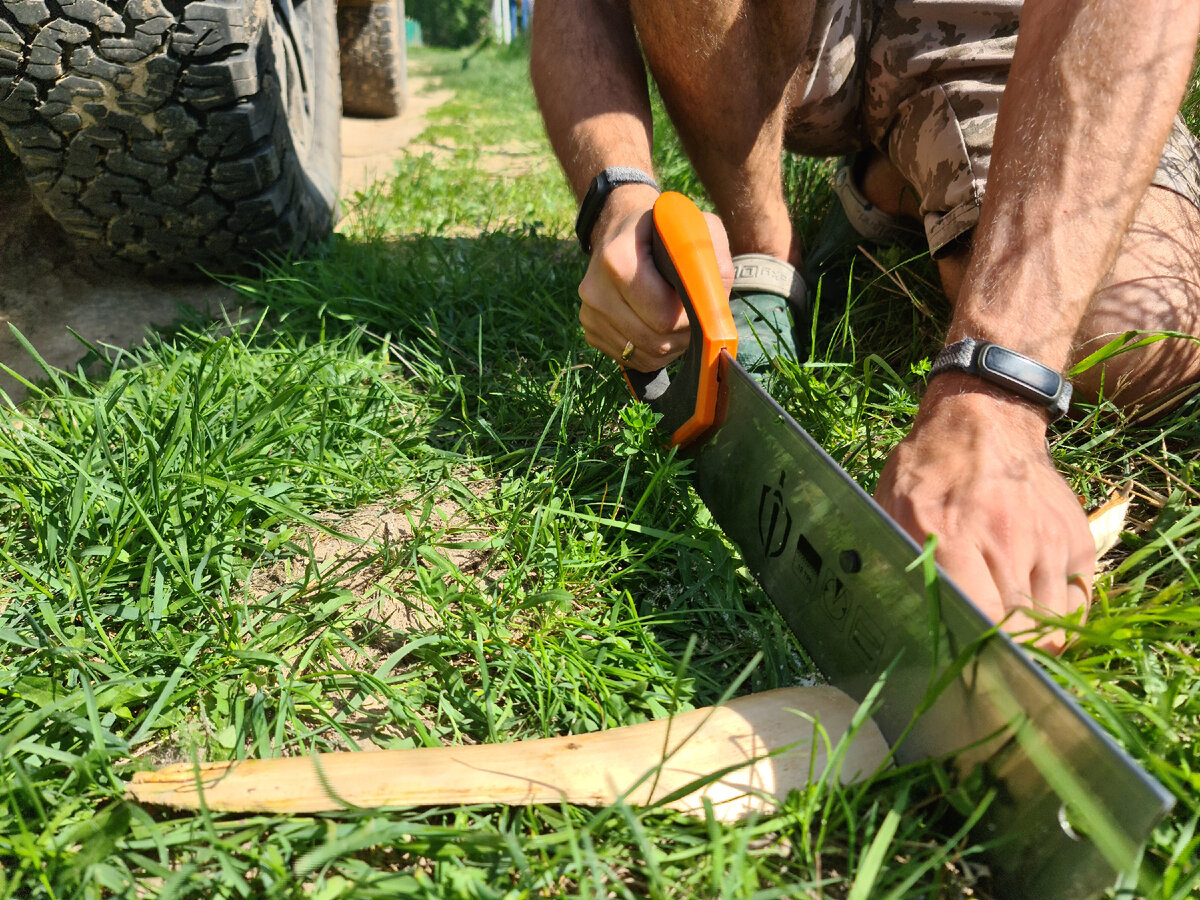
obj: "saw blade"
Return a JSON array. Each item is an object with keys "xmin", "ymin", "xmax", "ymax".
[{"xmin": 682, "ymin": 350, "xmax": 1172, "ymax": 900}]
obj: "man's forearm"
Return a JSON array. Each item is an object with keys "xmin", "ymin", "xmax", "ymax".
[
  {"xmin": 530, "ymin": 0, "xmax": 656, "ymax": 201},
  {"xmin": 879, "ymin": 0, "xmax": 1200, "ymax": 640},
  {"xmin": 949, "ymin": 0, "xmax": 1200, "ymax": 368}
]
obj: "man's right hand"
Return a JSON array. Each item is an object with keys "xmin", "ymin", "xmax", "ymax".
[
  {"xmin": 875, "ymin": 376, "xmax": 1095, "ymax": 654},
  {"xmin": 578, "ymin": 185, "xmax": 733, "ymax": 372}
]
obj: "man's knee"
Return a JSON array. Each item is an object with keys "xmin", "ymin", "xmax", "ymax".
[{"xmin": 629, "ymin": 0, "xmax": 817, "ymax": 108}]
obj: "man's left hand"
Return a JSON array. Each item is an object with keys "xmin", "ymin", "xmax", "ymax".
[{"xmin": 874, "ymin": 374, "xmax": 1094, "ymax": 654}]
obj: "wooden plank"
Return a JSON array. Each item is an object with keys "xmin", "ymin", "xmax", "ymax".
[{"xmin": 128, "ymin": 686, "xmax": 889, "ymax": 822}]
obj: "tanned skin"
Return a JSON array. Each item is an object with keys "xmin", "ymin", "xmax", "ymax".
[{"xmin": 532, "ymin": 0, "xmax": 1200, "ymax": 651}]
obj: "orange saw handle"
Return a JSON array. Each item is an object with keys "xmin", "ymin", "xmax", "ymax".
[{"xmin": 625, "ymin": 192, "xmax": 738, "ymax": 447}]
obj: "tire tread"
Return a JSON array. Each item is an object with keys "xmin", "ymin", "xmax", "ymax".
[{"xmin": 0, "ymin": 0, "xmax": 339, "ymax": 274}]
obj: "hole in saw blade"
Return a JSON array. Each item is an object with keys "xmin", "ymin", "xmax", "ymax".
[{"xmin": 1057, "ymin": 803, "xmax": 1088, "ymax": 842}]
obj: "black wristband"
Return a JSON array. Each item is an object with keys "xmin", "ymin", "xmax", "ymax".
[
  {"xmin": 930, "ymin": 338, "xmax": 1072, "ymax": 422},
  {"xmin": 574, "ymin": 166, "xmax": 659, "ymax": 254}
]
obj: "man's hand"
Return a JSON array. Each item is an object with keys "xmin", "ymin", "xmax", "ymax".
[
  {"xmin": 875, "ymin": 375, "xmax": 1094, "ymax": 653},
  {"xmin": 578, "ymin": 185, "xmax": 734, "ymax": 372}
]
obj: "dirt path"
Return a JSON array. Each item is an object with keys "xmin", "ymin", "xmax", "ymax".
[
  {"xmin": 0, "ymin": 75, "xmax": 451, "ymax": 404},
  {"xmin": 339, "ymin": 78, "xmax": 452, "ymax": 200}
]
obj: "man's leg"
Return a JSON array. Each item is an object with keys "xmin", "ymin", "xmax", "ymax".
[
  {"xmin": 850, "ymin": 150, "xmax": 972, "ymax": 304},
  {"xmin": 627, "ymin": 0, "xmax": 824, "ymax": 269},
  {"xmin": 862, "ymin": 172, "xmax": 1200, "ymax": 413},
  {"xmin": 1071, "ymin": 185, "xmax": 1200, "ymax": 413}
]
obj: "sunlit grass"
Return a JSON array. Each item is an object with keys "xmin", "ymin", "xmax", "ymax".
[{"xmin": 0, "ymin": 42, "xmax": 1196, "ymax": 900}]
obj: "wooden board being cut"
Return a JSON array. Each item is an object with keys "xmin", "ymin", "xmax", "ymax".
[
  {"xmin": 128, "ymin": 686, "xmax": 889, "ymax": 823},
  {"xmin": 128, "ymin": 490, "xmax": 1128, "ymax": 821}
]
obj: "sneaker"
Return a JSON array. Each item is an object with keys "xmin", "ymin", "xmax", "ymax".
[
  {"xmin": 801, "ymin": 155, "xmax": 923, "ymax": 293},
  {"xmin": 729, "ymin": 253, "xmax": 808, "ymax": 371}
]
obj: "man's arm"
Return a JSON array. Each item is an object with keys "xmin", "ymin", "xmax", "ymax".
[
  {"xmin": 876, "ymin": 0, "xmax": 1200, "ymax": 649},
  {"xmin": 531, "ymin": 0, "xmax": 723, "ymax": 372},
  {"xmin": 530, "ymin": 0, "xmax": 653, "ymax": 201},
  {"xmin": 950, "ymin": 0, "xmax": 1198, "ymax": 362}
]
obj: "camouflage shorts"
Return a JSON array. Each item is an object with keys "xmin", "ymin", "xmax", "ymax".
[{"xmin": 787, "ymin": 0, "xmax": 1200, "ymax": 255}]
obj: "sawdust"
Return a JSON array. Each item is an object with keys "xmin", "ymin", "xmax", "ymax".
[
  {"xmin": 123, "ymin": 475, "xmax": 505, "ymax": 765},
  {"xmin": 245, "ymin": 502, "xmax": 432, "ymax": 634}
]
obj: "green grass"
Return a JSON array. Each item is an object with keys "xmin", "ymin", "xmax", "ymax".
[
  {"xmin": 341, "ymin": 45, "xmax": 574, "ymax": 238},
  {"xmin": 0, "ymin": 42, "xmax": 1197, "ymax": 899}
]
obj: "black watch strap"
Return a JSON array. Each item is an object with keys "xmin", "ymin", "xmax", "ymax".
[
  {"xmin": 575, "ymin": 166, "xmax": 659, "ymax": 254},
  {"xmin": 930, "ymin": 338, "xmax": 1072, "ymax": 422}
]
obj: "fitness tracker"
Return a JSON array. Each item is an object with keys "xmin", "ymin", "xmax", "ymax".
[
  {"xmin": 575, "ymin": 166, "xmax": 660, "ymax": 254},
  {"xmin": 930, "ymin": 338, "xmax": 1072, "ymax": 422}
]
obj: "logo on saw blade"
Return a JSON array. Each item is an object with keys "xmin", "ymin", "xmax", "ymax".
[
  {"xmin": 759, "ymin": 471, "xmax": 793, "ymax": 557},
  {"xmin": 756, "ymin": 471, "xmax": 882, "ymax": 665}
]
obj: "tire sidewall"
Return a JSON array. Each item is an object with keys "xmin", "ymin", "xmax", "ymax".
[{"xmin": 272, "ymin": 0, "xmax": 341, "ymax": 230}]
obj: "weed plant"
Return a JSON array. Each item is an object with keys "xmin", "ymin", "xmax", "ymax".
[{"xmin": 0, "ymin": 44, "xmax": 1197, "ymax": 900}]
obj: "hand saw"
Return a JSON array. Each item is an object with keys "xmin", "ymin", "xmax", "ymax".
[{"xmin": 626, "ymin": 191, "xmax": 1173, "ymax": 900}]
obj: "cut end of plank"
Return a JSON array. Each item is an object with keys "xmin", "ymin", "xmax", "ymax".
[
  {"xmin": 128, "ymin": 685, "xmax": 890, "ymax": 823},
  {"xmin": 1087, "ymin": 482, "xmax": 1133, "ymax": 560}
]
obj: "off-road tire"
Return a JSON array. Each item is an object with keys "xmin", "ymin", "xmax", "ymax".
[
  {"xmin": 0, "ymin": 0, "xmax": 341, "ymax": 274},
  {"xmin": 337, "ymin": 0, "xmax": 405, "ymax": 119}
]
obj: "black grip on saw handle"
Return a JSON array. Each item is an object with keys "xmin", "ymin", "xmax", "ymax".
[{"xmin": 624, "ymin": 192, "xmax": 738, "ymax": 447}]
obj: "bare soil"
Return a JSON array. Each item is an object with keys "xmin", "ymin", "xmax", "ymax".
[
  {"xmin": 244, "ymin": 483, "xmax": 498, "ymax": 636},
  {"xmin": 0, "ymin": 75, "xmax": 451, "ymax": 404}
]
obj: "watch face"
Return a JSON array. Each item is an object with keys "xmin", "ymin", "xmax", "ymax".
[{"xmin": 979, "ymin": 344, "xmax": 1061, "ymax": 400}]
